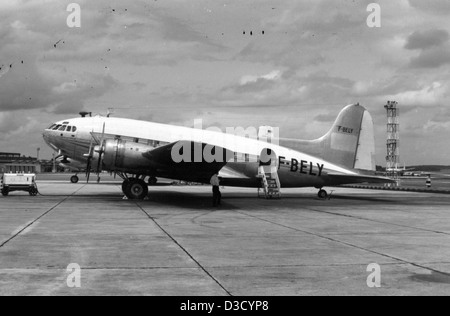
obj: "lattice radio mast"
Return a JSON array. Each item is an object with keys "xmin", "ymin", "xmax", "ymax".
[{"xmin": 384, "ymin": 101, "xmax": 400, "ymax": 181}]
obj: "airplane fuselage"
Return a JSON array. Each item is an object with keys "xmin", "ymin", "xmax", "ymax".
[{"xmin": 43, "ymin": 116, "xmax": 356, "ymax": 188}]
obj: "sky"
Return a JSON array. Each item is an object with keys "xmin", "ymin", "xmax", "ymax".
[{"xmin": 0, "ymin": 0, "xmax": 449, "ymax": 165}]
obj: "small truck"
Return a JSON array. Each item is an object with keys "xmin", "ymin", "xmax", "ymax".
[{"xmin": 1, "ymin": 173, "xmax": 38, "ymax": 196}]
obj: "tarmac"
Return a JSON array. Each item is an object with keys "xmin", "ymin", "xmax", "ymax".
[{"xmin": 1, "ymin": 177, "xmax": 450, "ymax": 296}]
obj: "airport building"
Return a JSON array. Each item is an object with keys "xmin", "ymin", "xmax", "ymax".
[{"xmin": 0, "ymin": 152, "xmax": 42, "ymax": 174}]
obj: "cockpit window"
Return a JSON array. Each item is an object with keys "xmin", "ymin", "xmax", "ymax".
[
  {"xmin": 58, "ymin": 125, "xmax": 67, "ymax": 131},
  {"xmin": 48, "ymin": 124, "xmax": 56, "ymax": 130},
  {"xmin": 53, "ymin": 124, "xmax": 62, "ymax": 130},
  {"xmin": 72, "ymin": 126, "xmax": 77, "ymax": 132},
  {"xmin": 66, "ymin": 126, "xmax": 72, "ymax": 132}
]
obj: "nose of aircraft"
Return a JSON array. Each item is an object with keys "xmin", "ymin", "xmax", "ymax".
[
  {"xmin": 42, "ymin": 128, "xmax": 50, "ymax": 143},
  {"xmin": 42, "ymin": 125, "xmax": 57, "ymax": 151}
]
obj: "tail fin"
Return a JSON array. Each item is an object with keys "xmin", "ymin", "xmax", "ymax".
[{"xmin": 280, "ymin": 104, "xmax": 376, "ymax": 170}]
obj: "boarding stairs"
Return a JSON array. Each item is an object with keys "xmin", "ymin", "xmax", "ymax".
[{"xmin": 258, "ymin": 166, "xmax": 281, "ymax": 199}]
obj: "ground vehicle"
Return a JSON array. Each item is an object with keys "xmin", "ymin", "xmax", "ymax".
[{"xmin": 1, "ymin": 173, "xmax": 38, "ymax": 196}]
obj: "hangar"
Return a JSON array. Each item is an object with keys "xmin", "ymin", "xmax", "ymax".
[{"xmin": 0, "ymin": 152, "xmax": 41, "ymax": 174}]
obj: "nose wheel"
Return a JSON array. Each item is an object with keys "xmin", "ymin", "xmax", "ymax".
[
  {"xmin": 70, "ymin": 175, "xmax": 79, "ymax": 183},
  {"xmin": 318, "ymin": 189, "xmax": 328, "ymax": 199}
]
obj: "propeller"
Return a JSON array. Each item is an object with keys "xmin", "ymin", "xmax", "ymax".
[
  {"xmin": 84, "ymin": 134, "xmax": 95, "ymax": 183},
  {"xmin": 94, "ymin": 123, "xmax": 106, "ymax": 180},
  {"xmin": 83, "ymin": 123, "xmax": 106, "ymax": 183}
]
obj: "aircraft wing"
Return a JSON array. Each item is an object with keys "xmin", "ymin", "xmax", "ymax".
[
  {"xmin": 143, "ymin": 141, "xmax": 234, "ymax": 183},
  {"xmin": 326, "ymin": 173, "xmax": 395, "ymax": 185}
]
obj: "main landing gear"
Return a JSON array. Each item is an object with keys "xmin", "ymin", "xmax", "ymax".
[
  {"xmin": 120, "ymin": 176, "xmax": 150, "ymax": 200},
  {"xmin": 318, "ymin": 189, "xmax": 328, "ymax": 199}
]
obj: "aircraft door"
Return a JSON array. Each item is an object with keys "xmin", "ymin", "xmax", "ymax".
[{"xmin": 259, "ymin": 148, "xmax": 278, "ymax": 174}]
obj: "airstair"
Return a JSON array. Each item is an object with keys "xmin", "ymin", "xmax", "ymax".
[{"xmin": 258, "ymin": 148, "xmax": 281, "ymax": 199}]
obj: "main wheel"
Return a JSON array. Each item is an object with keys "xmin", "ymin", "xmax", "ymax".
[
  {"xmin": 318, "ymin": 189, "xmax": 328, "ymax": 199},
  {"xmin": 2, "ymin": 188, "xmax": 9, "ymax": 196},
  {"xmin": 70, "ymin": 175, "xmax": 79, "ymax": 184},
  {"xmin": 124, "ymin": 179, "xmax": 148, "ymax": 200},
  {"xmin": 122, "ymin": 179, "xmax": 130, "ymax": 194}
]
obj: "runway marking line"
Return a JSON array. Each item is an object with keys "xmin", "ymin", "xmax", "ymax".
[
  {"xmin": 0, "ymin": 185, "xmax": 87, "ymax": 249},
  {"xmin": 303, "ymin": 207, "xmax": 450, "ymax": 237},
  {"xmin": 135, "ymin": 202, "xmax": 233, "ymax": 296},
  {"xmin": 234, "ymin": 210, "xmax": 450, "ymax": 280}
]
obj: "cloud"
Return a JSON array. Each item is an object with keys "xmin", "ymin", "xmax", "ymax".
[
  {"xmin": 240, "ymin": 70, "xmax": 281, "ymax": 85},
  {"xmin": 408, "ymin": 0, "xmax": 450, "ymax": 15},
  {"xmin": 409, "ymin": 47, "xmax": 450, "ymax": 68},
  {"xmin": 0, "ymin": 63, "xmax": 55, "ymax": 112},
  {"xmin": 314, "ymin": 113, "xmax": 337, "ymax": 123},
  {"xmin": 0, "ymin": 0, "xmax": 450, "ymax": 164},
  {"xmin": 403, "ymin": 30, "xmax": 450, "ymax": 69},
  {"xmin": 386, "ymin": 82, "xmax": 447, "ymax": 107},
  {"xmin": 431, "ymin": 108, "xmax": 450, "ymax": 123},
  {"xmin": 49, "ymin": 74, "xmax": 119, "ymax": 114},
  {"xmin": 0, "ymin": 111, "xmax": 39, "ymax": 138},
  {"xmin": 0, "ymin": 59, "xmax": 118, "ymax": 114},
  {"xmin": 405, "ymin": 29, "xmax": 449, "ymax": 50}
]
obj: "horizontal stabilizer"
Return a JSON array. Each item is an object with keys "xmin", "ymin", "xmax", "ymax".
[{"xmin": 327, "ymin": 173, "xmax": 395, "ymax": 185}]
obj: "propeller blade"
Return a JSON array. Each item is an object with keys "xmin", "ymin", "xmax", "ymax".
[
  {"xmin": 85, "ymin": 133, "xmax": 95, "ymax": 183},
  {"xmin": 101, "ymin": 122, "xmax": 105, "ymax": 140},
  {"xmin": 96, "ymin": 146, "xmax": 103, "ymax": 173},
  {"xmin": 95, "ymin": 123, "xmax": 106, "ymax": 174}
]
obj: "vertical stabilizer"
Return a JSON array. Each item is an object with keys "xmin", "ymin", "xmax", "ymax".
[{"xmin": 280, "ymin": 104, "xmax": 376, "ymax": 170}]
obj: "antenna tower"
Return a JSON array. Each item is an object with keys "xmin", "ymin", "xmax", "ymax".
[{"xmin": 384, "ymin": 101, "xmax": 400, "ymax": 181}]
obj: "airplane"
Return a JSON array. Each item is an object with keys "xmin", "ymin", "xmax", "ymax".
[{"xmin": 42, "ymin": 103, "xmax": 394, "ymax": 200}]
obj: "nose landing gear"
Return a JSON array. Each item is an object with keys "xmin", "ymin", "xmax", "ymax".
[
  {"xmin": 318, "ymin": 189, "xmax": 328, "ymax": 199},
  {"xmin": 70, "ymin": 175, "xmax": 79, "ymax": 184}
]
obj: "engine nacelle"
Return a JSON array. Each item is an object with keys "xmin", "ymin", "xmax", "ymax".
[{"xmin": 102, "ymin": 139, "xmax": 156, "ymax": 173}]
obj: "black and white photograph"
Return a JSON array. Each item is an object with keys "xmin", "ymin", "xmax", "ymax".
[{"xmin": 1, "ymin": 0, "xmax": 450, "ymax": 299}]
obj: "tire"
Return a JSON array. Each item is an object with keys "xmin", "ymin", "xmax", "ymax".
[
  {"xmin": 70, "ymin": 176, "xmax": 79, "ymax": 184},
  {"xmin": 125, "ymin": 179, "xmax": 148, "ymax": 200},
  {"xmin": 122, "ymin": 180, "xmax": 130, "ymax": 194},
  {"xmin": 2, "ymin": 188, "xmax": 9, "ymax": 196},
  {"xmin": 29, "ymin": 188, "xmax": 38, "ymax": 196},
  {"xmin": 318, "ymin": 189, "xmax": 328, "ymax": 199}
]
